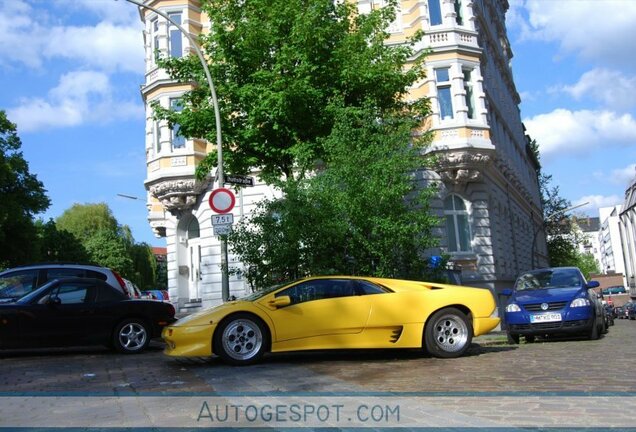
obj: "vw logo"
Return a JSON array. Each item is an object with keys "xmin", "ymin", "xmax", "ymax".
[{"xmin": 540, "ymin": 302, "xmax": 549, "ymax": 311}]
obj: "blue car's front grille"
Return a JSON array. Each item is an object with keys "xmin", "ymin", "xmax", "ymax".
[{"xmin": 524, "ymin": 301, "xmax": 568, "ymax": 312}]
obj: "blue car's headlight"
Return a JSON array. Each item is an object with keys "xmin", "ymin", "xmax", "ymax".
[
  {"xmin": 506, "ymin": 303, "xmax": 521, "ymax": 312},
  {"xmin": 570, "ymin": 298, "xmax": 591, "ymax": 308}
]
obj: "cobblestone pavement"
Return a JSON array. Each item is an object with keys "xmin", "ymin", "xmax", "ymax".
[
  {"xmin": 1, "ymin": 319, "xmax": 635, "ymax": 429},
  {"xmin": 1, "ymin": 320, "xmax": 635, "ymax": 394}
]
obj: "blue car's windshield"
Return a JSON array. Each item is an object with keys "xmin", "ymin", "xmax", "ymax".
[{"xmin": 515, "ymin": 268, "xmax": 582, "ymax": 291}]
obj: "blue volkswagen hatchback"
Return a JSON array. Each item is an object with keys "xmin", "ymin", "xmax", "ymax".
[{"xmin": 503, "ymin": 267, "xmax": 603, "ymax": 344}]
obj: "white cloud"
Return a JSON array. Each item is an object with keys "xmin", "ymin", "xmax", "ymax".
[
  {"xmin": 574, "ymin": 195, "xmax": 624, "ymax": 216},
  {"xmin": 600, "ymin": 164, "xmax": 636, "ymax": 186},
  {"xmin": 7, "ymin": 71, "xmax": 144, "ymax": 132},
  {"xmin": 559, "ymin": 69, "xmax": 636, "ymax": 110},
  {"xmin": 0, "ymin": 0, "xmax": 144, "ymax": 73},
  {"xmin": 512, "ymin": 0, "xmax": 636, "ymax": 68},
  {"xmin": 523, "ymin": 109, "xmax": 636, "ymax": 159}
]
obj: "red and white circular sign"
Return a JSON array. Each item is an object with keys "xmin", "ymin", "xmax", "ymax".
[{"xmin": 208, "ymin": 188, "xmax": 235, "ymax": 214}]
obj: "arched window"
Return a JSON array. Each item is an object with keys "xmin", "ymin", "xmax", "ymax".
[
  {"xmin": 187, "ymin": 217, "xmax": 200, "ymax": 239},
  {"xmin": 444, "ymin": 195, "xmax": 472, "ymax": 252}
]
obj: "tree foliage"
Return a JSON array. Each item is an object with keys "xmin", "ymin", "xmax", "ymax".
[
  {"xmin": 155, "ymin": 0, "xmax": 436, "ymax": 288},
  {"xmin": 83, "ymin": 230, "xmax": 134, "ymax": 278},
  {"xmin": 55, "ymin": 203, "xmax": 158, "ymax": 287},
  {"xmin": 0, "ymin": 111, "xmax": 50, "ymax": 268},
  {"xmin": 155, "ymin": 0, "xmax": 425, "ymax": 184},
  {"xmin": 231, "ymin": 104, "xmax": 438, "ymax": 289},
  {"xmin": 576, "ymin": 251, "xmax": 600, "ymax": 280},
  {"xmin": 56, "ymin": 203, "xmax": 119, "ymax": 241},
  {"xmin": 34, "ymin": 219, "xmax": 89, "ymax": 263}
]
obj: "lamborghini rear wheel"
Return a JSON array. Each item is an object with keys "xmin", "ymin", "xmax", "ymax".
[{"xmin": 424, "ymin": 307, "xmax": 472, "ymax": 358}]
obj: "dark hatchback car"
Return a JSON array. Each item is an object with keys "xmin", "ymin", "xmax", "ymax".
[
  {"xmin": 0, "ymin": 278, "xmax": 176, "ymax": 353},
  {"xmin": 503, "ymin": 267, "xmax": 603, "ymax": 343}
]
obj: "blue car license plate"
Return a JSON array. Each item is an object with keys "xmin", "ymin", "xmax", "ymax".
[{"xmin": 530, "ymin": 313, "xmax": 562, "ymax": 323}]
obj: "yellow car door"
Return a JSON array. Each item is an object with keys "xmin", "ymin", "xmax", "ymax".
[{"xmin": 259, "ymin": 279, "xmax": 372, "ymax": 345}]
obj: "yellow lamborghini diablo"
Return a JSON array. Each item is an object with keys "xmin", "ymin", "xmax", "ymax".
[{"xmin": 162, "ymin": 276, "xmax": 500, "ymax": 365}]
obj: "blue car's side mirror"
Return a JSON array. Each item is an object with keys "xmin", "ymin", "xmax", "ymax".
[
  {"xmin": 501, "ymin": 288, "xmax": 513, "ymax": 296},
  {"xmin": 587, "ymin": 281, "xmax": 600, "ymax": 289}
]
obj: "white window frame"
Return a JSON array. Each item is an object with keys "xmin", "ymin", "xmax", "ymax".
[{"xmin": 444, "ymin": 194, "xmax": 473, "ymax": 253}]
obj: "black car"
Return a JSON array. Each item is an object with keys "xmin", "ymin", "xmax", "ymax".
[
  {"xmin": 625, "ymin": 302, "xmax": 635, "ymax": 320},
  {"xmin": 0, "ymin": 278, "xmax": 176, "ymax": 353}
]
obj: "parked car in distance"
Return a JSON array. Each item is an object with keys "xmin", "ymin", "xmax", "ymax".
[
  {"xmin": 122, "ymin": 278, "xmax": 142, "ymax": 299},
  {"xmin": 0, "ymin": 277, "xmax": 175, "ymax": 353},
  {"xmin": 162, "ymin": 276, "xmax": 500, "ymax": 365},
  {"xmin": 503, "ymin": 267, "xmax": 604, "ymax": 344},
  {"xmin": 602, "ymin": 286, "xmax": 627, "ymax": 295},
  {"xmin": 0, "ymin": 263, "xmax": 129, "ymax": 303},
  {"xmin": 616, "ymin": 306, "xmax": 626, "ymax": 319},
  {"xmin": 603, "ymin": 304, "xmax": 615, "ymax": 328},
  {"xmin": 142, "ymin": 289, "xmax": 170, "ymax": 301}
]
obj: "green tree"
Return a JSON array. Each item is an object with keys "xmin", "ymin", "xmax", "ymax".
[
  {"xmin": 575, "ymin": 251, "xmax": 600, "ymax": 280},
  {"xmin": 0, "ymin": 111, "xmax": 50, "ymax": 268},
  {"xmin": 231, "ymin": 103, "xmax": 438, "ymax": 289},
  {"xmin": 155, "ymin": 0, "xmax": 436, "ymax": 287},
  {"xmin": 155, "ymin": 0, "xmax": 425, "ymax": 184},
  {"xmin": 56, "ymin": 202, "xmax": 119, "ymax": 241},
  {"xmin": 83, "ymin": 230, "xmax": 134, "ymax": 278},
  {"xmin": 34, "ymin": 219, "xmax": 89, "ymax": 263},
  {"xmin": 128, "ymin": 243, "xmax": 157, "ymax": 290}
]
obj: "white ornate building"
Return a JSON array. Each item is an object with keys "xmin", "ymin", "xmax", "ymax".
[
  {"xmin": 620, "ymin": 178, "xmax": 636, "ymax": 297},
  {"xmin": 137, "ymin": 0, "xmax": 546, "ymax": 313}
]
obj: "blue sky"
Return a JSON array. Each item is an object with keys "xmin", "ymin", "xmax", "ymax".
[{"xmin": 1, "ymin": 0, "xmax": 635, "ymax": 247}]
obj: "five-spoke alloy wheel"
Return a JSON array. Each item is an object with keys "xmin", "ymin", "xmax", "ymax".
[
  {"xmin": 424, "ymin": 307, "xmax": 472, "ymax": 358},
  {"xmin": 113, "ymin": 319, "xmax": 149, "ymax": 354}
]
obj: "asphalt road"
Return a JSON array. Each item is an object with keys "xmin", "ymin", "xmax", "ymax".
[{"xmin": 1, "ymin": 319, "xmax": 635, "ymax": 429}]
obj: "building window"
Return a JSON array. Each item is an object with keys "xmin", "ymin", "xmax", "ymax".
[
  {"xmin": 454, "ymin": 0, "xmax": 464, "ymax": 25},
  {"xmin": 168, "ymin": 12, "xmax": 183, "ymax": 58},
  {"xmin": 170, "ymin": 98, "xmax": 185, "ymax": 149},
  {"xmin": 150, "ymin": 18, "xmax": 160, "ymax": 64},
  {"xmin": 154, "ymin": 120, "xmax": 162, "ymax": 153},
  {"xmin": 463, "ymin": 68, "xmax": 475, "ymax": 119},
  {"xmin": 444, "ymin": 195, "xmax": 472, "ymax": 252},
  {"xmin": 428, "ymin": 0, "xmax": 442, "ymax": 26},
  {"xmin": 435, "ymin": 67, "xmax": 454, "ymax": 120},
  {"xmin": 187, "ymin": 217, "xmax": 200, "ymax": 239}
]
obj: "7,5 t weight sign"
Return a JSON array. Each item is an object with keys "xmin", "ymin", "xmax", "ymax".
[{"xmin": 212, "ymin": 214, "xmax": 234, "ymax": 225}]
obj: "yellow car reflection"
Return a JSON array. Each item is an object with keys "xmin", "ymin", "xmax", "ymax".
[{"xmin": 162, "ymin": 276, "xmax": 500, "ymax": 365}]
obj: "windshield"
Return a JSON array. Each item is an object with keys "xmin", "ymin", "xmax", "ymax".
[
  {"xmin": 514, "ymin": 268, "xmax": 582, "ymax": 291},
  {"xmin": 0, "ymin": 275, "xmax": 33, "ymax": 299},
  {"xmin": 241, "ymin": 281, "xmax": 295, "ymax": 302}
]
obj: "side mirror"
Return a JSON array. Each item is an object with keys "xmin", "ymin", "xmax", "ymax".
[
  {"xmin": 268, "ymin": 295, "xmax": 291, "ymax": 308},
  {"xmin": 587, "ymin": 281, "xmax": 600, "ymax": 289},
  {"xmin": 501, "ymin": 288, "xmax": 513, "ymax": 296},
  {"xmin": 48, "ymin": 296, "xmax": 61, "ymax": 306}
]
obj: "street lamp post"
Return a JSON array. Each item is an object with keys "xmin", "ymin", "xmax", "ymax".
[
  {"xmin": 119, "ymin": 0, "xmax": 231, "ymax": 302},
  {"xmin": 531, "ymin": 202, "xmax": 590, "ymax": 269}
]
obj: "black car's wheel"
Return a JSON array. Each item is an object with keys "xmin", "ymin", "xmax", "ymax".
[
  {"xmin": 113, "ymin": 319, "xmax": 150, "ymax": 353},
  {"xmin": 424, "ymin": 308, "xmax": 472, "ymax": 358},
  {"xmin": 214, "ymin": 313, "xmax": 268, "ymax": 366},
  {"xmin": 506, "ymin": 332, "xmax": 520, "ymax": 344},
  {"xmin": 525, "ymin": 335, "xmax": 536, "ymax": 343},
  {"xmin": 588, "ymin": 315, "xmax": 599, "ymax": 340}
]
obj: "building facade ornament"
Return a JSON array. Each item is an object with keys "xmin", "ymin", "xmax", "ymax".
[
  {"xmin": 148, "ymin": 178, "xmax": 211, "ymax": 215},
  {"xmin": 435, "ymin": 150, "xmax": 492, "ymax": 185}
]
